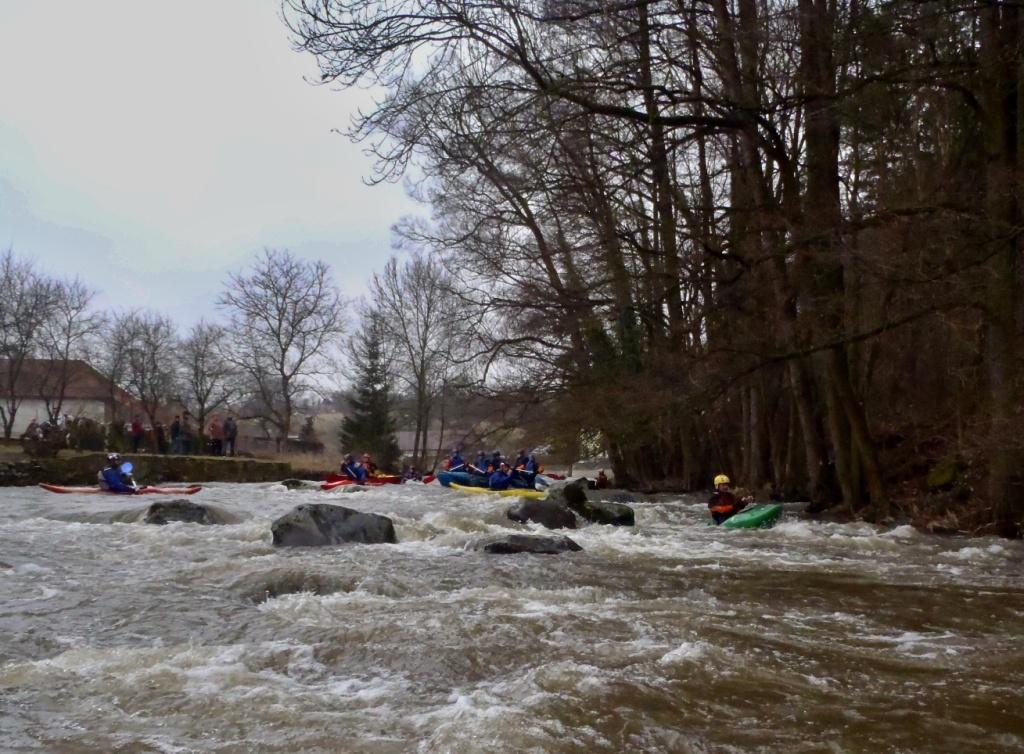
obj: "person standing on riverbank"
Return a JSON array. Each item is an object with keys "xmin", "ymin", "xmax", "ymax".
[
  {"xmin": 181, "ymin": 412, "xmax": 194, "ymax": 455},
  {"xmin": 169, "ymin": 415, "xmax": 181, "ymax": 454},
  {"xmin": 155, "ymin": 422, "xmax": 168, "ymax": 454},
  {"xmin": 130, "ymin": 416, "xmax": 144, "ymax": 453},
  {"xmin": 208, "ymin": 415, "xmax": 224, "ymax": 456},
  {"xmin": 223, "ymin": 415, "xmax": 238, "ymax": 456}
]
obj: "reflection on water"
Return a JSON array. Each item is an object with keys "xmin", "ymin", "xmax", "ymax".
[{"xmin": 1, "ymin": 483, "xmax": 1022, "ymax": 753}]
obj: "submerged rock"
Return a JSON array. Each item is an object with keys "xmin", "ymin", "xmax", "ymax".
[
  {"xmin": 233, "ymin": 569, "xmax": 352, "ymax": 603},
  {"xmin": 143, "ymin": 500, "xmax": 239, "ymax": 525},
  {"xmin": 271, "ymin": 503, "xmax": 397, "ymax": 547},
  {"xmin": 506, "ymin": 498, "xmax": 578, "ymax": 529},
  {"xmin": 279, "ymin": 478, "xmax": 315, "ymax": 490},
  {"xmin": 471, "ymin": 533, "xmax": 582, "ymax": 555}
]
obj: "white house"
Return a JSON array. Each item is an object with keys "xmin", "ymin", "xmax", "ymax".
[{"xmin": 0, "ymin": 359, "xmax": 135, "ymax": 436}]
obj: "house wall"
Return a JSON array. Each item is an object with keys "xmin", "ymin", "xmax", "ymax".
[{"xmin": 8, "ymin": 399, "xmax": 108, "ymax": 435}]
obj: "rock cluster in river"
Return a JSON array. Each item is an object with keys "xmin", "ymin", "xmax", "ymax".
[
  {"xmin": 271, "ymin": 503, "xmax": 397, "ymax": 547},
  {"xmin": 505, "ymin": 479, "xmax": 635, "ymax": 529}
]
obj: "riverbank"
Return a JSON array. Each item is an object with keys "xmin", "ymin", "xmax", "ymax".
[{"xmin": 0, "ymin": 452, "xmax": 294, "ymax": 486}]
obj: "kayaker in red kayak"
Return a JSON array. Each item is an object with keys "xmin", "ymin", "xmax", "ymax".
[
  {"xmin": 97, "ymin": 453, "xmax": 139, "ymax": 494},
  {"xmin": 708, "ymin": 474, "xmax": 752, "ymax": 524},
  {"xmin": 361, "ymin": 453, "xmax": 378, "ymax": 477},
  {"xmin": 339, "ymin": 453, "xmax": 367, "ymax": 483}
]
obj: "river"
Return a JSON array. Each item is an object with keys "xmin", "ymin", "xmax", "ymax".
[{"xmin": 1, "ymin": 482, "xmax": 1022, "ymax": 753}]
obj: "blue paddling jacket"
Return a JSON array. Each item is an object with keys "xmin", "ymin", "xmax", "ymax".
[
  {"xmin": 101, "ymin": 466, "xmax": 136, "ymax": 494},
  {"xmin": 488, "ymin": 469, "xmax": 512, "ymax": 490}
]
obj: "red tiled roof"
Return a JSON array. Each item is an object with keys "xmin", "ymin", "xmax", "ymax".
[{"xmin": 0, "ymin": 359, "xmax": 133, "ymax": 402}]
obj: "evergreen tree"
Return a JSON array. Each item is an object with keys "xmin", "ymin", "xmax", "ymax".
[{"xmin": 339, "ymin": 312, "xmax": 402, "ymax": 471}]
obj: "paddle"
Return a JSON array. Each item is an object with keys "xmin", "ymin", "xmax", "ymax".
[{"xmin": 118, "ymin": 461, "xmax": 141, "ymax": 493}]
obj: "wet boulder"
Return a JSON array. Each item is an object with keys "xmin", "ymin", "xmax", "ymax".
[
  {"xmin": 506, "ymin": 498, "xmax": 578, "ymax": 529},
  {"xmin": 566, "ymin": 498, "xmax": 635, "ymax": 526},
  {"xmin": 143, "ymin": 500, "xmax": 239, "ymax": 525},
  {"xmin": 471, "ymin": 533, "xmax": 582, "ymax": 555},
  {"xmin": 271, "ymin": 503, "xmax": 396, "ymax": 547},
  {"xmin": 280, "ymin": 478, "xmax": 316, "ymax": 490},
  {"xmin": 548, "ymin": 479, "xmax": 635, "ymax": 526}
]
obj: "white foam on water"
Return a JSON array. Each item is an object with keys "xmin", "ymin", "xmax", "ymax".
[
  {"xmin": 883, "ymin": 525, "xmax": 919, "ymax": 539},
  {"xmin": 659, "ymin": 640, "xmax": 710, "ymax": 664},
  {"xmin": 14, "ymin": 562, "xmax": 52, "ymax": 574},
  {"xmin": 772, "ymin": 520, "xmax": 821, "ymax": 539},
  {"xmin": 943, "ymin": 543, "xmax": 1013, "ymax": 562}
]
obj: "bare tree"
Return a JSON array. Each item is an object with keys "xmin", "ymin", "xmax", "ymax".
[
  {"xmin": 120, "ymin": 311, "xmax": 179, "ymax": 425},
  {"xmin": 219, "ymin": 249, "xmax": 346, "ymax": 451},
  {"xmin": 179, "ymin": 320, "xmax": 236, "ymax": 434},
  {"xmin": 36, "ymin": 277, "xmax": 105, "ymax": 422},
  {"xmin": 0, "ymin": 250, "xmax": 55, "ymax": 438},
  {"xmin": 370, "ymin": 252, "xmax": 468, "ymax": 468}
]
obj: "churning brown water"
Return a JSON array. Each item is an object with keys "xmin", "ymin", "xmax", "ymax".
[{"xmin": 1, "ymin": 482, "xmax": 1021, "ymax": 753}]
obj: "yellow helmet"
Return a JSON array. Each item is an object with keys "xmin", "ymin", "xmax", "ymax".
[{"xmin": 714, "ymin": 474, "xmax": 731, "ymax": 486}]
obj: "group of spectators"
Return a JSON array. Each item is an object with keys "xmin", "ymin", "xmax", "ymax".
[
  {"xmin": 160, "ymin": 413, "xmax": 239, "ymax": 456},
  {"xmin": 21, "ymin": 412, "xmax": 240, "ymax": 458}
]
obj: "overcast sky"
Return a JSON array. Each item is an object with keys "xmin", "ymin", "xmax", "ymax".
[{"xmin": 0, "ymin": 1, "xmax": 418, "ymax": 325}]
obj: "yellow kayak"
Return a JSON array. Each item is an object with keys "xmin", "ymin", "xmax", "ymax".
[{"xmin": 449, "ymin": 482, "xmax": 548, "ymax": 500}]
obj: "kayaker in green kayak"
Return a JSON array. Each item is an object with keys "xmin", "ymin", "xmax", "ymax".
[{"xmin": 708, "ymin": 474, "xmax": 753, "ymax": 524}]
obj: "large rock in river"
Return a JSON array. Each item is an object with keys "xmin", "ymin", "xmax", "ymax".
[
  {"xmin": 143, "ymin": 500, "xmax": 239, "ymax": 525},
  {"xmin": 271, "ymin": 503, "xmax": 397, "ymax": 547},
  {"xmin": 549, "ymin": 479, "xmax": 635, "ymax": 526},
  {"xmin": 471, "ymin": 533, "xmax": 582, "ymax": 555},
  {"xmin": 506, "ymin": 498, "xmax": 578, "ymax": 529}
]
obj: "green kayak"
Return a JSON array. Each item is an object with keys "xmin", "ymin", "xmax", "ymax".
[{"xmin": 719, "ymin": 503, "xmax": 783, "ymax": 529}]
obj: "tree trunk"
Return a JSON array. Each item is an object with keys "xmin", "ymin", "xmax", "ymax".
[{"xmin": 981, "ymin": 0, "xmax": 1024, "ymax": 531}]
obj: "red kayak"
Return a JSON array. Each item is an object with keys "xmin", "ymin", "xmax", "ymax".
[
  {"xmin": 321, "ymin": 473, "xmax": 403, "ymax": 491},
  {"xmin": 325, "ymin": 473, "xmax": 402, "ymax": 485},
  {"xmin": 39, "ymin": 483, "xmax": 203, "ymax": 495},
  {"xmin": 319, "ymin": 472, "xmax": 439, "ymax": 491}
]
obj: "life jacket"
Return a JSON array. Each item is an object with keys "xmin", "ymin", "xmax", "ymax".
[{"xmin": 709, "ymin": 491, "xmax": 739, "ymax": 514}]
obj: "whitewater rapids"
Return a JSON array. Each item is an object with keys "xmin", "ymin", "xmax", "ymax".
[{"xmin": 0, "ymin": 482, "xmax": 1021, "ymax": 752}]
